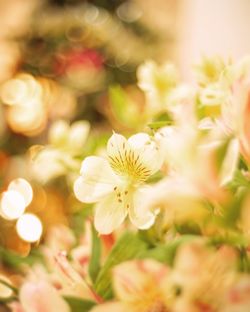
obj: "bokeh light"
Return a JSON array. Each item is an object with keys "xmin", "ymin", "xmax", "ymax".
[
  {"xmin": 8, "ymin": 178, "xmax": 33, "ymax": 207},
  {"xmin": 16, "ymin": 213, "xmax": 43, "ymax": 243},
  {"xmin": 0, "ymin": 190, "xmax": 26, "ymax": 220}
]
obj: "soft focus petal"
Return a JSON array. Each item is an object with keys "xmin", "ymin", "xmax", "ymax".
[
  {"xmin": 74, "ymin": 156, "xmax": 119, "ymax": 203},
  {"xmin": 220, "ymin": 138, "xmax": 239, "ymax": 186},
  {"xmin": 94, "ymin": 192, "xmax": 128, "ymax": 234},
  {"xmin": 129, "ymin": 187, "xmax": 157, "ymax": 229},
  {"xmin": 20, "ymin": 281, "xmax": 70, "ymax": 312},
  {"xmin": 68, "ymin": 120, "xmax": 90, "ymax": 151},
  {"xmin": 113, "ymin": 260, "xmax": 169, "ymax": 303},
  {"xmin": 31, "ymin": 148, "xmax": 67, "ymax": 183},
  {"xmin": 49, "ymin": 120, "xmax": 69, "ymax": 147},
  {"xmin": 90, "ymin": 302, "xmax": 128, "ymax": 312}
]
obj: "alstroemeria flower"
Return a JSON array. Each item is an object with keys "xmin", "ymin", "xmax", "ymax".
[
  {"xmin": 170, "ymin": 241, "xmax": 237, "ymax": 311},
  {"xmin": 19, "ymin": 281, "xmax": 70, "ymax": 312},
  {"xmin": 74, "ymin": 132, "xmax": 162, "ymax": 234},
  {"xmin": 137, "ymin": 60, "xmax": 178, "ymax": 114},
  {"xmin": 90, "ymin": 260, "xmax": 170, "ymax": 312}
]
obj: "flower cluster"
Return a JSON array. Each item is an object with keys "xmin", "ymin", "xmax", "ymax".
[{"xmin": 2, "ymin": 56, "xmax": 250, "ymax": 312}]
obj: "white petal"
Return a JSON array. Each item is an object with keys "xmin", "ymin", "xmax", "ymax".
[
  {"xmin": 129, "ymin": 188, "xmax": 157, "ymax": 229},
  {"xmin": 129, "ymin": 133, "xmax": 162, "ymax": 175},
  {"xmin": 127, "ymin": 133, "xmax": 151, "ymax": 150},
  {"xmin": 107, "ymin": 132, "xmax": 127, "ymax": 159},
  {"xmin": 49, "ymin": 120, "xmax": 69, "ymax": 147},
  {"xmin": 68, "ymin": 120, "xmax": 90, "ymax": 151},
  {"xmin": 80, "ymin": 156, "xmax": 117, "ymax": 181},
  {"xmin": 74, "ymin": 176, "xmax": 113, "ymax": 204},
  {"xmin": 74, "ymin": 156, "xmax": 119, "ymax": 203},
  {"xmin": 94, "ymin": 192, "xmax": 128, "ymax": 234}
]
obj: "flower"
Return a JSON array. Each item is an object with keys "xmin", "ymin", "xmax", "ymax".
[
  {"xmin": 19, "ymin": 281, "xmax": 70, "ymax": 312},
  {"xmin": 90, "ymin": 259, "xmax": 170, "ymax": 312},
  {"xmin": 137, "ymin": 60, "xmax": 178, "ymax": 114},
  {"xmin": 170, "ymin": 241, "xmax": 237, "ymax": 311},
  {"xmin": 31, "ymin": 119, "xmax": 89, "ymax": 183},
  {"xmin": 49, "ymin": 119, "xmax": 90, "ymax": 155},
  {"xmin": 74, "ymin": 132, "xmax": 162, "ymax": 234}
]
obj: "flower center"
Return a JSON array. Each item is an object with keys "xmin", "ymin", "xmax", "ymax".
[{"xmin": 108, "ymin": 145, "xmax": 151, "ymax": 183}]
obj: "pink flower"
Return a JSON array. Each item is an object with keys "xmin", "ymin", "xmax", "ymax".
[{"xmin": 19, "ymin": 281, "xmax": 70, "ymax": 312}]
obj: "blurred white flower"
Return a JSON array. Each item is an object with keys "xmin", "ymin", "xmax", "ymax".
[
  {"xmin": 49, "ymin": 119, "xmax": 90, "ymax": 155},
  {"xmin": 137, "ymin": 60, "xmax": 178, "ymax": 113}
]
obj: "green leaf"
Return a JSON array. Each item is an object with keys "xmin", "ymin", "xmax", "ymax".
[
  {"xmin": 0, "ymin": 247, "xmax": 44, "ymax": 270},
  {"xmin": 64, "ymin": 296, "xmax": 96, "ymax": 312},
  {"xmin": 214, "ymin": 138, "xmax": 231, "ymax": 171},
  {"xmin": 148, "ymin": 120, "xmax": 172, "ymax": 130},
  {"xmin": 148, "ymin": 111, "xmax": 173, "ymax": 130},
  {"xmin": 220, "ymin": 189, "xmax": 247, "ymax": 228},
  {"xmin": 139, "ymin": 235, "xmax": 197, "ymax": 266},
  {"xmin": 228, "ymin": 169, "xmax": 250, "ymax": 190},
  {"xmin": 94, "ymin": 232, "xmax": 147, "ymax": 299},
  {"xmin": 88, "ymin": 224, "xmax": 102, "ymax": 283}
]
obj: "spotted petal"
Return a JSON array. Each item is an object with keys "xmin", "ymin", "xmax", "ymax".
[
  {"xmin": 94, "ymin": 191, "xmax": 129, "ymax": 234},
  {"xmin": 128, "ymin": 133, "xmax": 163, "ymax": 175}
]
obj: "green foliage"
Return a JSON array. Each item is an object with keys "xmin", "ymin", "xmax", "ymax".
[
  {"xmin": 220, "ymin": 189, "xmax": 247, "ymax": 228},
  {"xmin": 94, "ymin": 232, "xmax": 147, "ymax": 299},
  {"xmin": 64, "ymin": 296, "xmax": 96, "ymax": 312},
  {"xmin": 139, "ymin": 235, "xmax": 197, "ymax": 266},
  {"xmin": 88, "ymin": 224, "xmax": 102, "ymax": 283},
  {"xmin": 148, "ymin": 111, "xmax": 173, "ymax": 130},
  {"xmin": 228, "ymin": 169, "xmax": 250, "ymax": 190},
  {"xmin": 0, "ymin": 247, "xmax": 44, "ymax": 271}
]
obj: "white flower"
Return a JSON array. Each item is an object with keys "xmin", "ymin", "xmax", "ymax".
[
  {"xmin": 49, "ymin": 119, "xmax": 90, "ymax": 154},
  {"xmin": 74, "ymin": 133, "xmax": 162, "ymax": 234},
  {"xmin": 137, "ymin": 60, "xmax": 178, "ymax": 113}
]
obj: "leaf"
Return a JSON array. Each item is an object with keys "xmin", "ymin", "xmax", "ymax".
[
  {"xmin": 228, "ymin": 169, "xmax": 250, "ymax": 190},
  {"xmin": 64, "ymin": 296, "xmax": 96, "ymax": 312},
  {"xmin": 138, "ymin": 235, "xmax": 197, "ymax": 266},
  {"xmin": 148, "ymin": 111, "xmax": 173, "ymax": 130},
  {"xmin": 220, "ymin": 189, "xmax": 247, "ymax": 228},
  {"xmin": 88, "ymin": 224, "xmax": 102, "ymax": 283},
  {"xmin": 0, "ymin": 247, "xmax": 44, "ymax": 270},
  {"xmin": 148, "ymin": 120, "xmax": 172, "ymax": 130},
  {"xmin": 94, "ymin": 232, "xmax": 147, "ymax": 299}
]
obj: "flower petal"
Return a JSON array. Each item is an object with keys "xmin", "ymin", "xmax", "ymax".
[
  {"xmin": 107, "ymin": 133, "xmax": 127, "ymax": 160},
  {"xmin": 20, "ymin": 281, "xmax": 70, "ymax": 312},
  {"xmin": 113, "ymin": 260, "xmax": 169, "ymax": 303},
  {"xmin": 90, "ymin": 302, "xmax": 128, "ymax": 312},
  {"xmin": 74, "ymin": 156, "xmax": 119, "ymax": 203},
  {"xmin": 94, "ymin": 192, "xmax": 128, "ymax": 234},
  {"xmin": 128, "ymin": 133, "xmax": 163, "ymax": 175},
  {"xmin": 68, "ymin": 120, "xmax": 90, "ymax": 151},
  {"xmin": 129, "ymin": 187, "xmax": 157, "ymax": 229}
]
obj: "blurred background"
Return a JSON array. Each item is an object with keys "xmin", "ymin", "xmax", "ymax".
[{"xmin": 0, "ymin": 0, "xmax": 249, "ymax": 255}]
